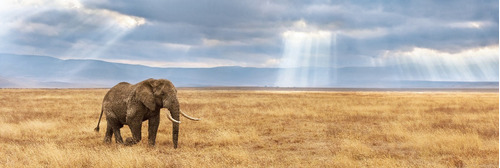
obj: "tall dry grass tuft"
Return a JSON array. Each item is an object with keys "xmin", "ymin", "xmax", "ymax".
[{"xmin": 0, "ymin": 89, "xmax": 497, "ymax": 167}]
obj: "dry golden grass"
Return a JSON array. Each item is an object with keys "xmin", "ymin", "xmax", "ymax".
[{"xmin": 0, "ymin": 89, "xmax": 498, "ymax": 167}]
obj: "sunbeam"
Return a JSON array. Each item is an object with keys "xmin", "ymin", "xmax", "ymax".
[
  {"xmin": 59, "ymin": 8, "xmax": 146, "ymax": 83},
  {"xmin": 378, "ymin": 46, "xmax": 499, "ymax": 82},
  {"xmin": 60, "ymin": 7, "xmax": 146, "ymax": 60},
  {"xmin": 0, "ymin": 0, "xmax": 146, "ymax": 84},
  {"xmin": 62, "ymin": 28, "xmax": 133, "ymax": 82},
  {"xmin": 275, "ymin": 29, "xmax": 334, "ymax": 87}
]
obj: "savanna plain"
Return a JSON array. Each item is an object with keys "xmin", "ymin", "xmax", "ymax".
[{"xmin": 0, "ymin": 88, "xmax": 498, "ymax": 167}]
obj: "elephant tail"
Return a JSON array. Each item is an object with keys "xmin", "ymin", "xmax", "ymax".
[{"xmin": 94, "ymin": 109, "xmax": 104, "ymax": 132}]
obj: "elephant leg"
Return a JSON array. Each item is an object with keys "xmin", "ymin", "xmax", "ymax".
[
  {"xmin": 113, "ymin": 126, "xmax": 124, "ymax": 144},
  {"xmin": 148, "ymin": 115, "xmax": 160, "ymax": 146},
  {"xmin": 106, "ymin": 119, "xmax": 124, "ymax": 144},
  {"xmin": 103, "ymin": 123, "xmax": 113, "ymax": 144},
  {"xmin": 125, "ymin": 119, "xmax": 142, "ymax": 146}
]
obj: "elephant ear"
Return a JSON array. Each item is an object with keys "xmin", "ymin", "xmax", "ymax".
[{"xmin": 134, "ymin": 79, "xmax": 156, "ymax": 111}]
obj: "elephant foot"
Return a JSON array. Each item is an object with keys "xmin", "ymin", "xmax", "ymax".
[
  {"xmin": 148, "ymin": 140, "xmax": 156, "ymax": 147},
  {"xmin": 125, "ymin": 137, "xmax": 139, "ymax": 146},
  {"xmin": 103, "ymin": 137, "xmax": 111, "ymax": 144}
]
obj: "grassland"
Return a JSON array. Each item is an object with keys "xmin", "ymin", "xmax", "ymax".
[{"xmin": 0, "ymin": 89, "xmax": 497, "ymax": 167}]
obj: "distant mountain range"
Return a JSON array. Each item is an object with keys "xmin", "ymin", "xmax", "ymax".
[{"xmin": 0, "ymin": 53, "xmax": 498, "ymax": 89}]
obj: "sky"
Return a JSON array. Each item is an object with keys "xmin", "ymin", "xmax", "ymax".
[{"xmin": 0, "ymin": 0, "xmax": 498, "ymax": 83}]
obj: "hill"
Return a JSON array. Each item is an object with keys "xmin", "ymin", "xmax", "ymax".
[{"xmin": 0, "ymin": 54, "xmax": 497, "ymax": 88}]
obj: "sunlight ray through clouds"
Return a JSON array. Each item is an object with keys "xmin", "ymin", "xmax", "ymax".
[
  {"xmin": 0, "ymin": 1, "xmax": 497, "ymax": 88},
  {"xmin": 275, "ymin": 20, "xmax": 335, "ymax": 87},
  {"xmin": 61, "ymin": 6, "xmax": 146, "ymax": 60},
  {"xmin": 34, "ymin": 1, "xmax": 144, "ymax": 81},
  {"xmin": 0, "ymin": 0, "xmax": 146, "ymax": 83},
  {"xmin": 378, "ymin": 45, "xmax": 499, "ymax": 81}
]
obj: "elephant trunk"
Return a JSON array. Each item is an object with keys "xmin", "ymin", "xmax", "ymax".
[
  {"xmin": 167, "ymin": 99, "xmax": 181, "ymax": 149},
  {"xmin": 172, "ymin": 120, "xmax": 179, "ymax": 149}
]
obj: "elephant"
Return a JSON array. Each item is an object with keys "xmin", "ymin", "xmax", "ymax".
[{"xmin": 94, "ymin": 78, "xmax": 199, "ymax": 148}]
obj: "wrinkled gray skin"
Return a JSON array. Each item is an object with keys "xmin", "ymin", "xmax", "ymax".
[{"xmin": 95, "ymin": 79, "xmax": 181, "ymax": 148}]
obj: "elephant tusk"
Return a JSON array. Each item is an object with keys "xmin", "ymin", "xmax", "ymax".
[
  {"xmin": 180, "ymin": 110, "xmax": 200, "ymax": 121},
  {"xmin": 167, "ymin": 113, "xmax": 181, "ymax": 124}
]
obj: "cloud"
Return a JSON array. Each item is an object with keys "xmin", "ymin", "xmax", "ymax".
[
  {"xmin": 376, "ymin": 45, "xmax": 499, "ymax": 81},
  {"xmin": 0, "ymin": 0, "xmax": 147, "ymax": 59},
  {"xmin": 0, "ymin": 0, "xmax": 497, "ymax": 73}
]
